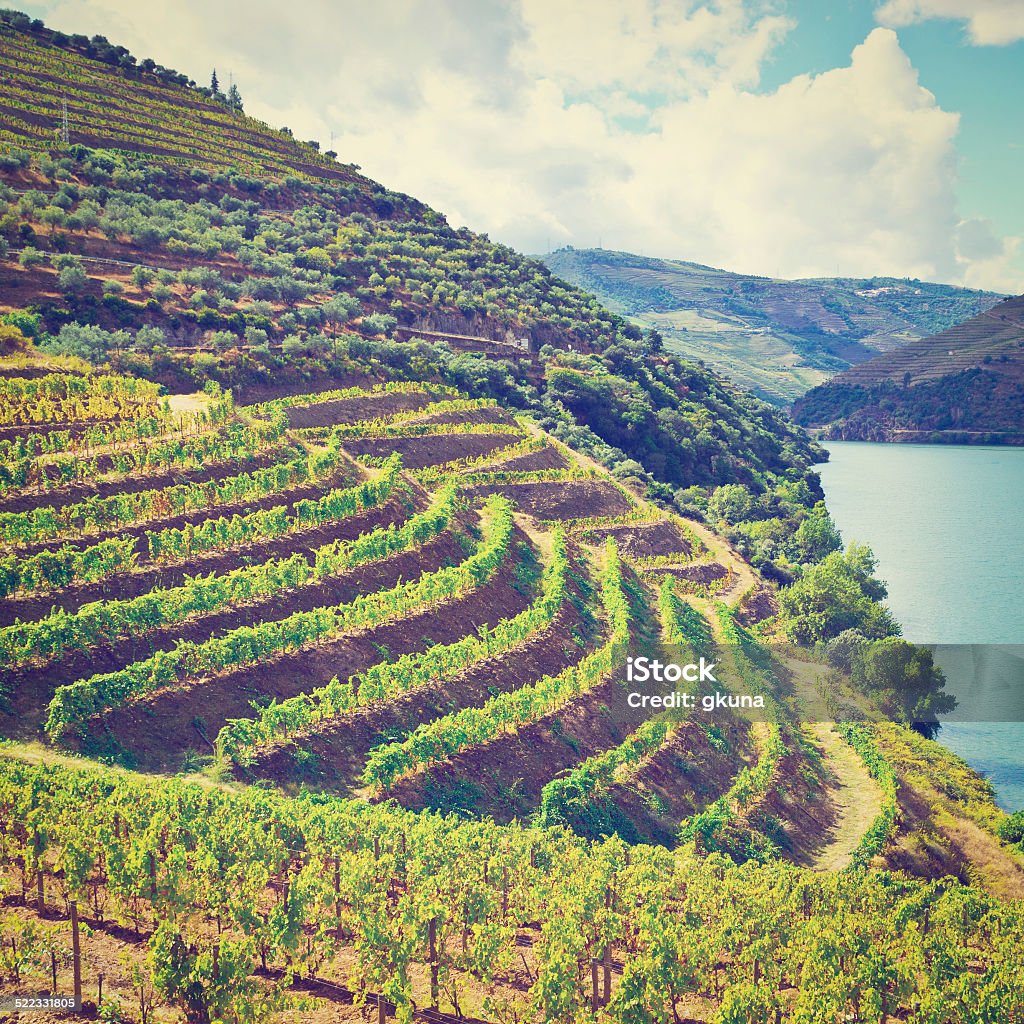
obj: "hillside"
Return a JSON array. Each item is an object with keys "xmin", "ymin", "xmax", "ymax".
[
  {"xmin": 0, "ymin": 12, "xmax": 1023, "ymax": 1024},
  {"xmin": 543, "ymin": 247, "xmax": 1003, "ymax": 405},
  {"xmin": 792, "ymin": 294, "xmax": 1024, "ymax": 443}
]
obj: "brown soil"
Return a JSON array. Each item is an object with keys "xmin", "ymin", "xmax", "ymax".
[
  {"xmin": 4, "ymin": 461, "xmax": 356, "ymax": 562},
  {"xmin": 410, "ymin": 406, "xmax": 519, "ymax": 427},
  {"xmin": 1, "ymin": 503, "xmax": 430, "ymax": 734},
  {"xmin": 746, "ymin": 743, "xmax": 838, "ymax": 868},
  {"xmin": 0, "ymin": 416, "xmax": 125, "ymax": 443},
  {"xmin": 235, "ymin": 374, "xmax": 381, "ymax": 406},
  {"xmin": 253, "ymin": 598, "xmax": 591, "ymax": 796},
  {"xmin": 284, "ymin": 393, "xmax": 438, "ymax": 429},
  {"xmin": 82, "ymin": 527, "xmax": 533, "ymax": 770},
  {"xmin": 342, "ymin": 433, "xmax": 524, "ymax": 470},
  {"xmin": 468, "ymin": 481, "xmax": 634, "ymax": 520},
  {"xmin": 0, "ymin": 441, "xmax": 304, "ymax": 515},
  {"xmin": 736, "ymin": 585, "xmax": 780, "ymax": 627},
  {"xmin": 0, "ymin": 489, "xmax": 418, "ymax": 628},
  {"xmin": 584, "ymin": 520, "xmax": 694, "ymax": 559},
  {"xmin": 488, "ymin": 444, "xmax": 570, "ymax": 473},
  {"xmin": 605, "ymin": 717, "xmax": 754, "ymax": 845},
  {"xmin": 387, "ymin": 677, "xmax": 636, "ymax": 821}
]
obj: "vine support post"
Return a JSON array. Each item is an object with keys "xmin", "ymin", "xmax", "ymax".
[
  {"xmin": 591, "ymin": 958, "xmax": 600, "ymax": 1012},
  {"xmin": 70, "ymin": 899, "xmax": 82, "ymax": 1008},
  {"xmin": 334, "ymin": 854, "xmax": 342, "ymax": 940},
  {"xmin": 603, "ymin": 944, "xmax": 612, "ymax": 1005},
  {"xmin": 428, "ymin": 917, "xmax": 439, "ymax": 1009}
]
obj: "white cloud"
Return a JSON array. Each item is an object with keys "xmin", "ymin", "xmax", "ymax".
[
  {"xmin": 875, "ymin": 0, "xmax": 1024, "ymax": 46},
  {"xmin": 25, "ymin": 1, "xmax": 1024, "ymax": 292}
]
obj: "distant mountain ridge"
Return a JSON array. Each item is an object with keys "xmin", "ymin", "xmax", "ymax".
[
  {"xmin": 543, "ymin": 247, "xmax": 1004, "ymax": 406},
  {"xmin": 791, "ymin": 294, "xmax": 1024, "ymax": 444}
]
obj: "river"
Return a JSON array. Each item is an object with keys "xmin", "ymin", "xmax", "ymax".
[{"xmin": 817, "ymin": 441, "xmax": 1024, "ymax": 811}]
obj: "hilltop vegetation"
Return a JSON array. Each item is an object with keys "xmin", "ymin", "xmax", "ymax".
[
  {"xmin": 544, "ymin": 247, "xmax": 1002, "ymax": 405},
  {"xmin": 0, "ymin": 148, "xmax": 822, "ymax": 497},
  {"xmin": 0, "ymin": 13, "xmax": 1022, "ymax": 1024},
  {"xmin": 792, "ymin": 295, "xmax": 1024, "ymax": 443}
]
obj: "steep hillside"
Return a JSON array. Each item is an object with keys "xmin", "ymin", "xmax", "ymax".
[
  {"xmin": 0, "ymin": 14, "xmax": 1022, "ymax": 1024},
  {"xmin": 793, "ymin": 295, "xmax": 1024, "ymax": 443},
  {"xmin": 544, "ymin": 247, "xmax": 1003, "ymax": 405},
  {"xmin": 0, "ymin": 9, "xmax": 372, "ymax": 182}
]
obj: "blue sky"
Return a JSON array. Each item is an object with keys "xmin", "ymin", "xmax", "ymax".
[
  {"xmin": 19, "ymin": 0, "xmax": 1024, "ymax": 292},
  {"xmin": 762, "ymin": 1, "xmax": 1024, "ymax": 267}
]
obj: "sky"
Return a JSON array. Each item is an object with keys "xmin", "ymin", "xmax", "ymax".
[{"xmin": 18, "ymin": 0, "xmax": 1024, "ymax": 293}]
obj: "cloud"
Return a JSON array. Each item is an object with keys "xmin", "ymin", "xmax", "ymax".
[
  {"xmin": 955, "ymin": 219, "xmax": 1022, "ymax": 292},
  {"xmin": 25, "ymin": 1, "xmax": 1024, "ymax": 292},
  {"xmin": 875, "ymin": 0, "xmax": 1024, "ymax": 46}
]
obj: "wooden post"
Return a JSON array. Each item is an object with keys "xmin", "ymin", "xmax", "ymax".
[
  {"xmin": 50, "ymin": 949, "xmax": 57, "ymax": 994},
  {"xmin": 70, "ymin": 900, "xmax": 82, "ymax": 1008},
  {"xmin": 34, "ymin": 831, "xmax": 44, "ymax": 914},
  {"xmin": 98, "ymin": 972, "xmax": 104, "ymax": 1007},
  {"xmin": 603, "ymin": 944, "xmax": 612, "ymax": 1005},
  {"xmin": 428, "ymin": 917, "xmax": 439, "ymax": 1009},
  {"xmin": 591, "ymin": 959, "xmax": 600, "ymax": 1012},
  {"xmin": 334, "ymin": 854, "xmax": 343, "ymax": 940},
  {"xmin": 501, "ymin": 866, "xmax": 509, "ymax": 919},
  {"xmin": 377, "ymin": 993, "xmax": 387, "ymax": 1024},
  {"xmin": 148, "ymin": 850, "xmax": 157, "ymax": 901}
]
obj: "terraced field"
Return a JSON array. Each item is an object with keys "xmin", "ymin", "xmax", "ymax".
[
  {"xmin": 0, "ymin": 20, "xmax": 368, "ymax": 182},
  {"xmin": 0, "ymin": 13, "xmax": 1021, "ymax": 1018},
  {"xmin": 4, "ymin": 368, "xmax": 1021, "ymax": 1022}
]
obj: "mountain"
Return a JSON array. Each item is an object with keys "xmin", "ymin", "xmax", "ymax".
[
  {"xmin": 543, "ymin": 247, "xmax": 1004, "ymax": 406},
  {"xmin": 1, "ymin": 12, "xmax": 1022, "ymax": 1022},
  {"xmin": 792, "ymin": 294, "xmax": 1024, "ymax": 443}
]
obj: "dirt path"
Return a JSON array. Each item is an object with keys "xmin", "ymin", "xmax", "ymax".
[
  {"xmin": 787, "ymin": 659, "xmax": 884, "ymax": 872},
  {"xmin": 807, "ymin": 720, "xmax": 883, "ymax": 871}
]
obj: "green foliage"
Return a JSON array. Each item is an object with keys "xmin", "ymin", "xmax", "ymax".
[
  {"xmin": 779, "ymin": 543, "xmax": 899, "ymax": 645},
  {"xmin": 850, "ymin": 638, "xmax": 957, "ymax": 734}
]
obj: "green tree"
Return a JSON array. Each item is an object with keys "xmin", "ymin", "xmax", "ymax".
[
  {"xmin": 779, "ymin": 543, "xmax": 899, "ymax": 644},
  {"xmin": 851, "ymin": 638, "xmax": 956, "ymax": 736},
  {"xmin": 57, "ymin": 264, "xmax": 88, "ymax": 296},
  {"xmin": 707, "ymin": 483, "xmax": 755, "ymax": 524},
  {"xmin": 794, "ymin": 504, "xmax": 842, "ymax": 562}
]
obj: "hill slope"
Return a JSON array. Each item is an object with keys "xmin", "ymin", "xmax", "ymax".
[
  {"xmin": 0, "ymin": 13, "xmax": 1022, "ymax": 1023},
  {"xmin": 0, "ymin": 10, "xmax": 370, "ymax": 182},
  {"xmin": 792, "ymin": 294, "xmax": 1024, "ymax": 443},
  {"xmin": 543, "ymin": 247, "xmax": 1003, "ymax": 405}
]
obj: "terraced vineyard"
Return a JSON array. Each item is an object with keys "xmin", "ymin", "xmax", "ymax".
[
  {"xmin": 1, "ymin": 367, "xmax": 1022, "ymax": 1023},
  {"xmin": 0, "ymin": 14, "xmax": 1022, "ymax": 1022}
]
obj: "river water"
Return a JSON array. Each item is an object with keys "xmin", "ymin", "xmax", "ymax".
[{"xmin": 817, "ymin": 442, "xmax": 1024, "ymax": 811}]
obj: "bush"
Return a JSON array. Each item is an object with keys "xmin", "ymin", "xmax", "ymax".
[
  {"xmin": 208, "ymin": 330, "xmax": 239, "ymax": 353},
  {"xmin": 39, "ymin": 322, "xmax": 127, "ymax": 364},
  {"xmin": 57, "ymin": 264, "xmax": 89, "ymax": 295},
  {"xmin": 361, "ymin": 312, "xmax": 397, "ymax": 337},
  {"xmin": 134, "ymin": 325, "xmax": 166, "ymax": 352},
  {"xmin": 18, "ymin": 246, "xmax": 46, "ymax": 268},
  {"xmin": 0, "ymin": 323, "xmax": 29, "ymax": 354},
  {"xmin": 779, "ymin": 544, "xmax": 899, "ymax": 645}
]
